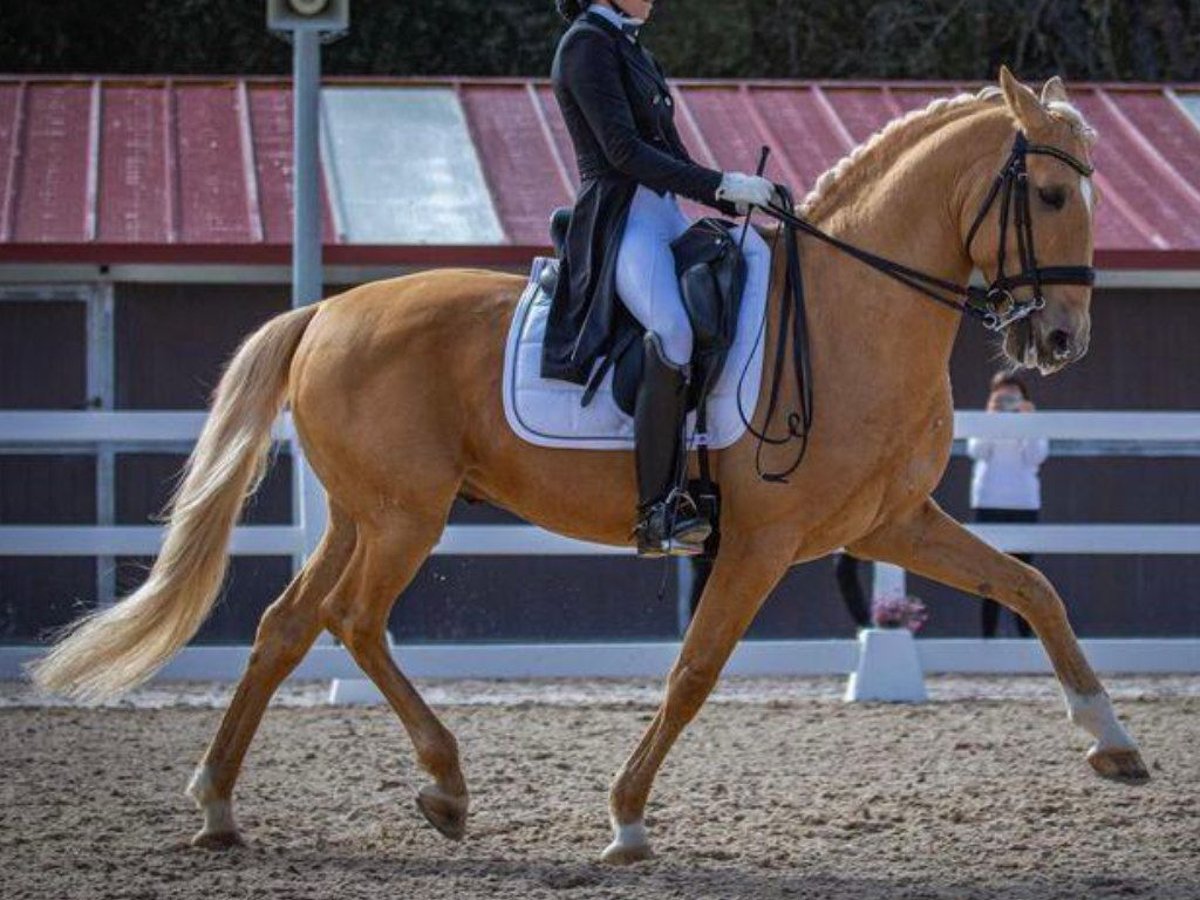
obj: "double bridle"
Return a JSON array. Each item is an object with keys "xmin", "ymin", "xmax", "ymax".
[
  {"xmin": 760, "ymin": 129, "xmax": 1097, "ymax": 332},
  {"xmin": 736, "ymin": 130, "xmax": 1096, "ymax": 482}
]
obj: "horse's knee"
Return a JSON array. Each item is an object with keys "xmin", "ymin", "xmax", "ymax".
[{"xmin": 665, "ymin": 661, "xmax": 720, "ymax": 723}]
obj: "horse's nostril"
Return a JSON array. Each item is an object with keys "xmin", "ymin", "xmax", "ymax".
[{"xmin": 1049, "ymin": 329, "xmax": 1071, "ymax": 356}]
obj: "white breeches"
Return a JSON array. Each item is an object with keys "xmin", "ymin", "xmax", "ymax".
[{"xmin": 616, "ymin": 184, "xmax": 770, "ymax": 367}]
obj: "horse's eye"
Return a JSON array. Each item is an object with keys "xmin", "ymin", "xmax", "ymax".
[{"xmin": 1038, "ymin": 186, "xmax": 1067, "ymax": 210}]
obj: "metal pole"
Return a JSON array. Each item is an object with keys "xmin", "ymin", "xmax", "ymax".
[
  {"xmin": 292, "ymin": 29, "xmax": 322, "ymax": 306},
  {"xmin": 290, "ymin": 29, "xmax": 328, "ymax": 564}
]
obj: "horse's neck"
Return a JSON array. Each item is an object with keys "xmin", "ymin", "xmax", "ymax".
[{"xmin": 807, "ymin": 111, "xmax": 1006, "ymax": 391}]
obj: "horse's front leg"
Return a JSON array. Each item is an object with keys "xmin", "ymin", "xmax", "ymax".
[
  {"xmin": 602, "ymin": 529, "xmax": 796, "ymax": 864},
  {"xmin": 853, "ymin": 498, "xmax": 1149, "ymax": 781}
]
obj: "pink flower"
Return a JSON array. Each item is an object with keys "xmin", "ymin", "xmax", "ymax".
[{"xmin": 870, "ymin": 592, "xmax": 929, "ymax": 633}]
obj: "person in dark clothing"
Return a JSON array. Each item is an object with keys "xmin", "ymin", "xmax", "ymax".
[
  {"xmin": 545, "ymin": 0, "xmax": 777, "ymax": 557},
  {"xmin": 832, "ymin": 552, "xmax": 872, "ymax": 629}
]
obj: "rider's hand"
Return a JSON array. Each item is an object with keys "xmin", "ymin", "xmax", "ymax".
[{"xmin": 715, "ymin": 172, "xmax": 778, "ymax": 214}]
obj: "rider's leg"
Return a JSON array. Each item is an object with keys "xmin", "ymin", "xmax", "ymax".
[
  {"xmin": 616, "ymin": 186, "xmax": 694, "ymax": 366},
  {"xmin": 616, "ymin": 187, "xmax": 707, "ymax": 556}
]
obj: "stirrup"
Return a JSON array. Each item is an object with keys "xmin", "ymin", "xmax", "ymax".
[{"xmin": 635, "ymin": 490, "xmax": 711, "ymax": 558}]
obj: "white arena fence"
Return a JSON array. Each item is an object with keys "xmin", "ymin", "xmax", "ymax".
[{"xmin": 1, "ymin": 410, "xmax": 1198, "ymax": 681}]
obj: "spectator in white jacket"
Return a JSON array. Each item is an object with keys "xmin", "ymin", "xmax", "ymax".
[{"xmin": 967, "ymin": 372, "xmax": 1049, "ymax": 638}]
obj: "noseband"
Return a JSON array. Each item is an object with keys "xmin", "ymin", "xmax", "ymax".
[{"xmin": 761, "ymin": 130, "xmax": 1097, "ymax": 332}]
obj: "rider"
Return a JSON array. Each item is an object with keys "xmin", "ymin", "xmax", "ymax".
[{"xmin": 542, "ymin": 0, "xmax": 778, "ymax": 557}]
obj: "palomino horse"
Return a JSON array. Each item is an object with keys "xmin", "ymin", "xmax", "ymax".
[{"xmin": 33, "ymin": 68, "xmax": 1148, "ymax": 863}]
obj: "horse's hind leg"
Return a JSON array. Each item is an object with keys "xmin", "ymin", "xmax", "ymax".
[
  {"xmin": 321, "ymin": 508, "xmax": 469, "ymax": 840},
  {"xmin": 853, "ymin": 498, "xmax": 1148, "ymax": 781},
  {"xmin": 186, "ymin": 501, "xmax": 357, "ymax": 848}
]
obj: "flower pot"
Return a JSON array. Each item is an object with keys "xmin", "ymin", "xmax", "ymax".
[{"xmin": 843, "ymin": 626, "xmax": 927, "ymax": 703}]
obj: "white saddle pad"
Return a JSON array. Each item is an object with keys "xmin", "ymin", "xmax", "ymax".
[{"xmin": 503, "ymin": 254, "xmax": 769, "ymax": 450}]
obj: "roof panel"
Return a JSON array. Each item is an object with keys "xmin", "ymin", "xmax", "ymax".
[
  {"xmin": 98, "ymin": 85, "xmax": 168, "ymax": 243},
  {"xmin": 1175, "ymin": 90, "xmax": 1200, "ymax": 129},
  {"xmin": 744, "ymin": 86, "xmax": 859, "ymax": 191},
  {"xmin": 820, "ymin": 86, "xmax": 897, "ymax": 143},
  {"xmin": 247, "ymin": 84, "xmax": 296, "ymax": 244},
  {"xmin": 531, "ymin": 84, "xmax": 580, "ymax": 193},
  {"xmin": 0, "ymin": 83, "xmax": 21, "ymax": 239},
  {"xmin": 0, "ymin": 76, "xmax": 1197, "ymax": 269},
  {"xmin": 1073, "ymin": 89, "xmax": 1200, "ymax": 249},
  {"xmin": 1113, "ymin": 89, "xmax": 1200, "ymax": 199},
  {"xmin": 889, "ymin": 85, "xmax": 960, "ymax": 113},
  {"xmin": 459, "ymin": 83, "xmax": 572, "ymax": 244},
  {"xmin": 675, "ymin": 85, "xmax": 770, "ymax": 172},
  {"xmin": 14, "ymin": 83, "xmax": 91, "ymax": 242},
  {"xmin": 321, "ymin": 86, "xmax": 503, "ymax": 244},
  {"xmin": 174, "ymin": 83, "xmax": 253, "ymax": 243}
]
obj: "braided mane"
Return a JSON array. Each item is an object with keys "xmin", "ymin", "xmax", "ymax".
[{"xmin": 798, "ymin": 85, "xmax": 1096, "ymax": 219}]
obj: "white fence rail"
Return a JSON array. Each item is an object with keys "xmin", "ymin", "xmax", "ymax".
[{"xmin": 1, "ymin": 410, "xmax": 1198, "ymax": 679}]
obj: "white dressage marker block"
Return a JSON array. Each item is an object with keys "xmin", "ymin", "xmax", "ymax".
[
  {"xmin": 844, "ymin": 627, "xmax": 928, "ymax": 703},
  {"xmin": 328, "ymin": 678, "xmax": 385, "ymax": 705}
]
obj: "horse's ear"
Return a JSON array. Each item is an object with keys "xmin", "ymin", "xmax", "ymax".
[
  {"xmin": 1040, "ymin": 76, "xmax": 1070, "ymax": 105},
  {"xmin": 998, "ymin": 65, "xmax": 1047, "ymax": 130}
]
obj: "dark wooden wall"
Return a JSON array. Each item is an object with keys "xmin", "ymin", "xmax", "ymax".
[
  {"xmin": 2, "ymin": 285, "xmax": 1198, "ymax": 643},
  {"xmin": 0, "ymin": 300, "xmax": 95, "ymax": 640}
]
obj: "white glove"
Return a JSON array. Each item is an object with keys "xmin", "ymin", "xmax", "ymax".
[{"xmin": 715, "ymin": 172, "xmax": 777, "ymax": 213}]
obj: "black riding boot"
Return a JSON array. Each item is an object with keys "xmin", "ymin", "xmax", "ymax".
[{"xmin": 634, "ymin": 332, "xmax": 711, "ymax": 557}]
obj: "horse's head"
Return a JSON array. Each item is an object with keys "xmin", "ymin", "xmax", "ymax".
[{"xmin": 966, "ymin": 67, "xmax": 1098, "ymax": 374}]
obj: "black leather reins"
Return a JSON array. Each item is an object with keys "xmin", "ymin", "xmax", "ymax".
[{"xmin": 736, "ymin": 131, "xmax": 1096, "ymax": 482}]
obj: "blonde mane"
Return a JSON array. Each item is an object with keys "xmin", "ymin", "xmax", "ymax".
[{"xmin": 798, "ymin": 85, "xmax": 1097, "ymax": 219}]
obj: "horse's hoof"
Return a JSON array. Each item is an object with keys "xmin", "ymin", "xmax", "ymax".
[
  {"xmin": 1088, "ymin": 745, "xmax": 1150, "ymax": 783},
  {"xmin": 415, "ymin": 785, "xmax": 468, "ymax": 841},
  {"xmin": 600, "ymin": 819, "xmax": 653, "ymax": 865},
  {"xmin": 600, "ymin": 839, "xmax": 654, "ymax": 865},
  {"xmin": 191, "ymin": 829, "xmax": 244, "ymax": 850}
]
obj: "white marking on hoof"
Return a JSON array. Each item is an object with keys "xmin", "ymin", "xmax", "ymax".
[
  {"xmin": 600, "ymin": 818, "xmax": 652, "ymax": 865},
  {"xmin": 1063, "ymin": 689, "xmax": 1137, "ymax": 752},
  {"xmin": 186, "ymin": 764, "xmax": 239, "ymax": 841}
]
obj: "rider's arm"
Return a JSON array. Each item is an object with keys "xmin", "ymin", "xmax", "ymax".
[{"xmin": 560, "ymin": 30, "xmax": 726, "ymax": 207}]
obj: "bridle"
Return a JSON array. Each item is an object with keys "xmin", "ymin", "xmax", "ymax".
[
  {"xmin": 736, "ymin": 130, "xmax": 1096, "ymax": 482},
  {"xmin": 963, "ymin": 130, "xmax": 1096, "ymax": 329},
  {"xmin": 759, "ymin": 130, "xmax": 1097, "ymax": 332}
]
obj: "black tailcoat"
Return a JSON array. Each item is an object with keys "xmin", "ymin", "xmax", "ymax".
[{"xmin": 539, "ymin": 10, "xmax": 737, "ymax": 385}]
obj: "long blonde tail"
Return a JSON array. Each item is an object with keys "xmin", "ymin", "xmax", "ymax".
[{"xmin": 30, "ymin": 303, "xmax": 320, "ymax": 701}]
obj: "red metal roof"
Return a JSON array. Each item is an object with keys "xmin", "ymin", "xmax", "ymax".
[{"xmin": 2, "ymin": 75, "xmax": 1199, "ymax": 269}]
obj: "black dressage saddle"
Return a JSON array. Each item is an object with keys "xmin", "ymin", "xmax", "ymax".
[{"xmin": 540, "ymin": 206, "xmax": 747, "ymax": 419}]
